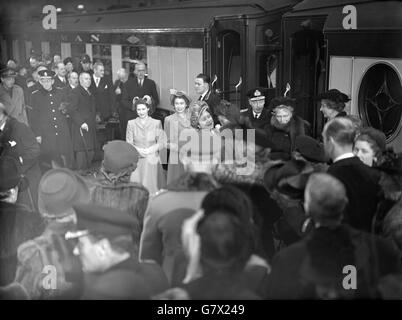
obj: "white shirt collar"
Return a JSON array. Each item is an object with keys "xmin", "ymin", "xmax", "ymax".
[
  {"xmin": 253, "ymin": 111, "xmax": 261, "ymax": 118},
  {"xmin": 200, "ymin": 90, "xmax": 208, "ymax": 100},
  {"xmin": 333, "ymin": 152, "xmax": 355, "ymax": 163},
  {"xmin": 58, "ymin": 75, "xmax": 65, "ymax": 82},
  {"xmin": 0, "ymin": 121, "xmax": 5, "ymax": 131}
]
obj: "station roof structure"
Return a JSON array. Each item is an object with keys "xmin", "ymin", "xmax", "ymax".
[{"xmin": 9, "ymin": 0, "xmax": 300, "ymax": 34}]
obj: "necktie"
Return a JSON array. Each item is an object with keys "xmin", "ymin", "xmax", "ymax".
[
  {"xmin": 95, "ymin": 77, "xmax": 99, "ymax": 87},
  {"xmin": 138, "ymin": 79, "xmax": 142, "ymax": 87}
]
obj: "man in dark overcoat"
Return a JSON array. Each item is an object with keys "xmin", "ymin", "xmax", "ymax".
[
  {"xmin": 323, "ymin": 117, "xmax": 381, "ymax": 232},
  {"xmin": 68, "ymin": 72, "xmax": 97, "ymax": 170},
  {"xmin": 29, "ymin": 70, "xmax": 74, "ymax": 170}
]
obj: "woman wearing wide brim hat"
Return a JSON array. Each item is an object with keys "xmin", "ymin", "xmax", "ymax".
[{"xmin": 318, "ymin": 89, "xmax": 350, "ymax": 120}]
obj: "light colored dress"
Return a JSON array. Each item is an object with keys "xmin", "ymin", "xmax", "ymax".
[
  {"xmin": 126, "ymin": 117, "xmax": 166, "ymax": 194},
  {"xmin": 164, "ymin": 111, "xmax": 191, "ymax": 185}
]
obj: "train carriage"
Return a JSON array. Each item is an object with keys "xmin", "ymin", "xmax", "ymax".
[{"xmin": 281, "ymin": 0, "xmax": 402, "ymax": 151}]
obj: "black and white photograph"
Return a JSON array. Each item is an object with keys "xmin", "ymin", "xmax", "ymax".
[{"xmin": 0, "ymin": 0, "xmax": 402, "ymax": 305}]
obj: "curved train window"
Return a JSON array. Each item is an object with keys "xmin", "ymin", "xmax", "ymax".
[{"xmin": 358, "ymin": 63, "xmax": 402, "ymax": 141}]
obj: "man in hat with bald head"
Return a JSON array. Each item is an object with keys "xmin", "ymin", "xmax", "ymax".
[
  {"xmin": 265, "ymin": 173, "xmax": 401, "ymax": 299},
  {"xmin": 0, "ymin": 67, "xmax": 29, "ymax": 125},
  {"xmin": 30, "ymin": 69, "xmax": 74, "ymax": 170},
  {"xmin": 66, "ymin": 202, "xmax": 169, "ymax": 299}
]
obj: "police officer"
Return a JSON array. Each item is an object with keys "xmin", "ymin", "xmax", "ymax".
[
  {"xmin": 30, "ymin": 69, "xmax": 74, "ymax": 170},
  {"xmin": 66, "ymin": 203, "xmax": 169, "ymax": 299}
]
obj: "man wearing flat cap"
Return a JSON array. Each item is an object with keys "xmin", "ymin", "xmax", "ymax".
[
  {"xmin": 241, "ymin": 88, "xmax": 270, "ymax": 131},
  {"xmin": 30, "ymin": 69, "xmax": 74, "ymax": 170},
  {"xmin": 0, "ymin": 67, "xmax": 29, "ymax": 125},
  {"xmin": 67, "ymin": 203, "xmax": 169, "ymax": 299}
]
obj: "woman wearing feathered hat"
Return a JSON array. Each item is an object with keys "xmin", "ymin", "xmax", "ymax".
[
  {"xmin": 126, "ymin": 95, "xmax": 166, "ymax": 194},
  {"xmin": 265, "ymin": 96, "xmax": 309, "ymax": 159},
  {"xmin": 164, "ymin": 89, "xmax": 192, "ymax": 184}
]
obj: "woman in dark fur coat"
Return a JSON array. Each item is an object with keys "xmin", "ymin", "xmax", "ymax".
[{"xmin": 265, "ymin": 97, "xmax": 309, "ymax": 158}]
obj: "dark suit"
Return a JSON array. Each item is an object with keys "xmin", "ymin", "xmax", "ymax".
[
  {"xmin": 53, "ymin": 76, "xmax": 68, "ymax": 90},
  {"xmin": 121, "ymin": 76, "xmax": 159, "ymax": 138},
  {"xmin": 328, "ymin": 156, "xmax": 381, "ymax": 232},
  {"xmin": 90, "ymin": 75, "xmax": 114, "ymax": 122},
  {"xmin": 199, "ymin": 89, "xmax": 221, "ymax": 124},
  {"xmin": 68, "ymin": 86, "xmax": 97, "ymax": 170},
  {"xmin": 241, "ymin": 107, "xmax": 271, "ymax": 131}
]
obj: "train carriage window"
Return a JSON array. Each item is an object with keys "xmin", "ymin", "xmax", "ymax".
[
  {"xmin": 257, "ymin": 52, "xmax": 278, "ymax": 102},
  {"xmin": 92, "ymin": 44, "xmax": 112, "ymax": 76},
  {"xmin": 358, "ymin": 63, "xmax": 402, "ymax": 141},
  {"xmin": 122, "ymin": 44, "xmax": 147, "ymax": 76}
]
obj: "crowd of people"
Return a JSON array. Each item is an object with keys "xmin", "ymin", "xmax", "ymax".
[{"xmin": 1, "ymin": 52, "xmax": 402, "ymax": 300}]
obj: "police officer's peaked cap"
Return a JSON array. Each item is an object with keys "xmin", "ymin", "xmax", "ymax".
[
  {"xmin": 67, "ymin": 203, "xmax": 137, "ymax": 239},
  {"xmin": 38, "ymin": 69, "xmax": 55, "ymax": 79},
  {"xmin": 0, "ymin": 67, "xmax": 17, "ymax": 78},
  {"xmin": 247, "ymin": 88, "xmax": 265, "ymax": 101}
]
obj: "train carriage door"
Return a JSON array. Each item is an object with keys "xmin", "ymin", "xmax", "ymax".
[
  {"xmin": 216, "ymin": 30, "xmax": 241, "ymax": 105},
  {"xmin": 211, "ymin": 20, "xmax": 245, "ymax": 107},
  {"xmin": 288, "ymin": 20, "xmax": 326, "ymax": 137}
]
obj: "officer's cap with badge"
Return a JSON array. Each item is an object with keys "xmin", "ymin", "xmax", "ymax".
[
  {"xmin": 65, "ymin": 203, "xmax": 137, "ymax": 240},
  {"xmin": 247, "ymin": 88, "xmax": 265, "ymax": 102},
  {"xmin": 37, "ymin": 69, "xmax": 55, "ymax": 79}
]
